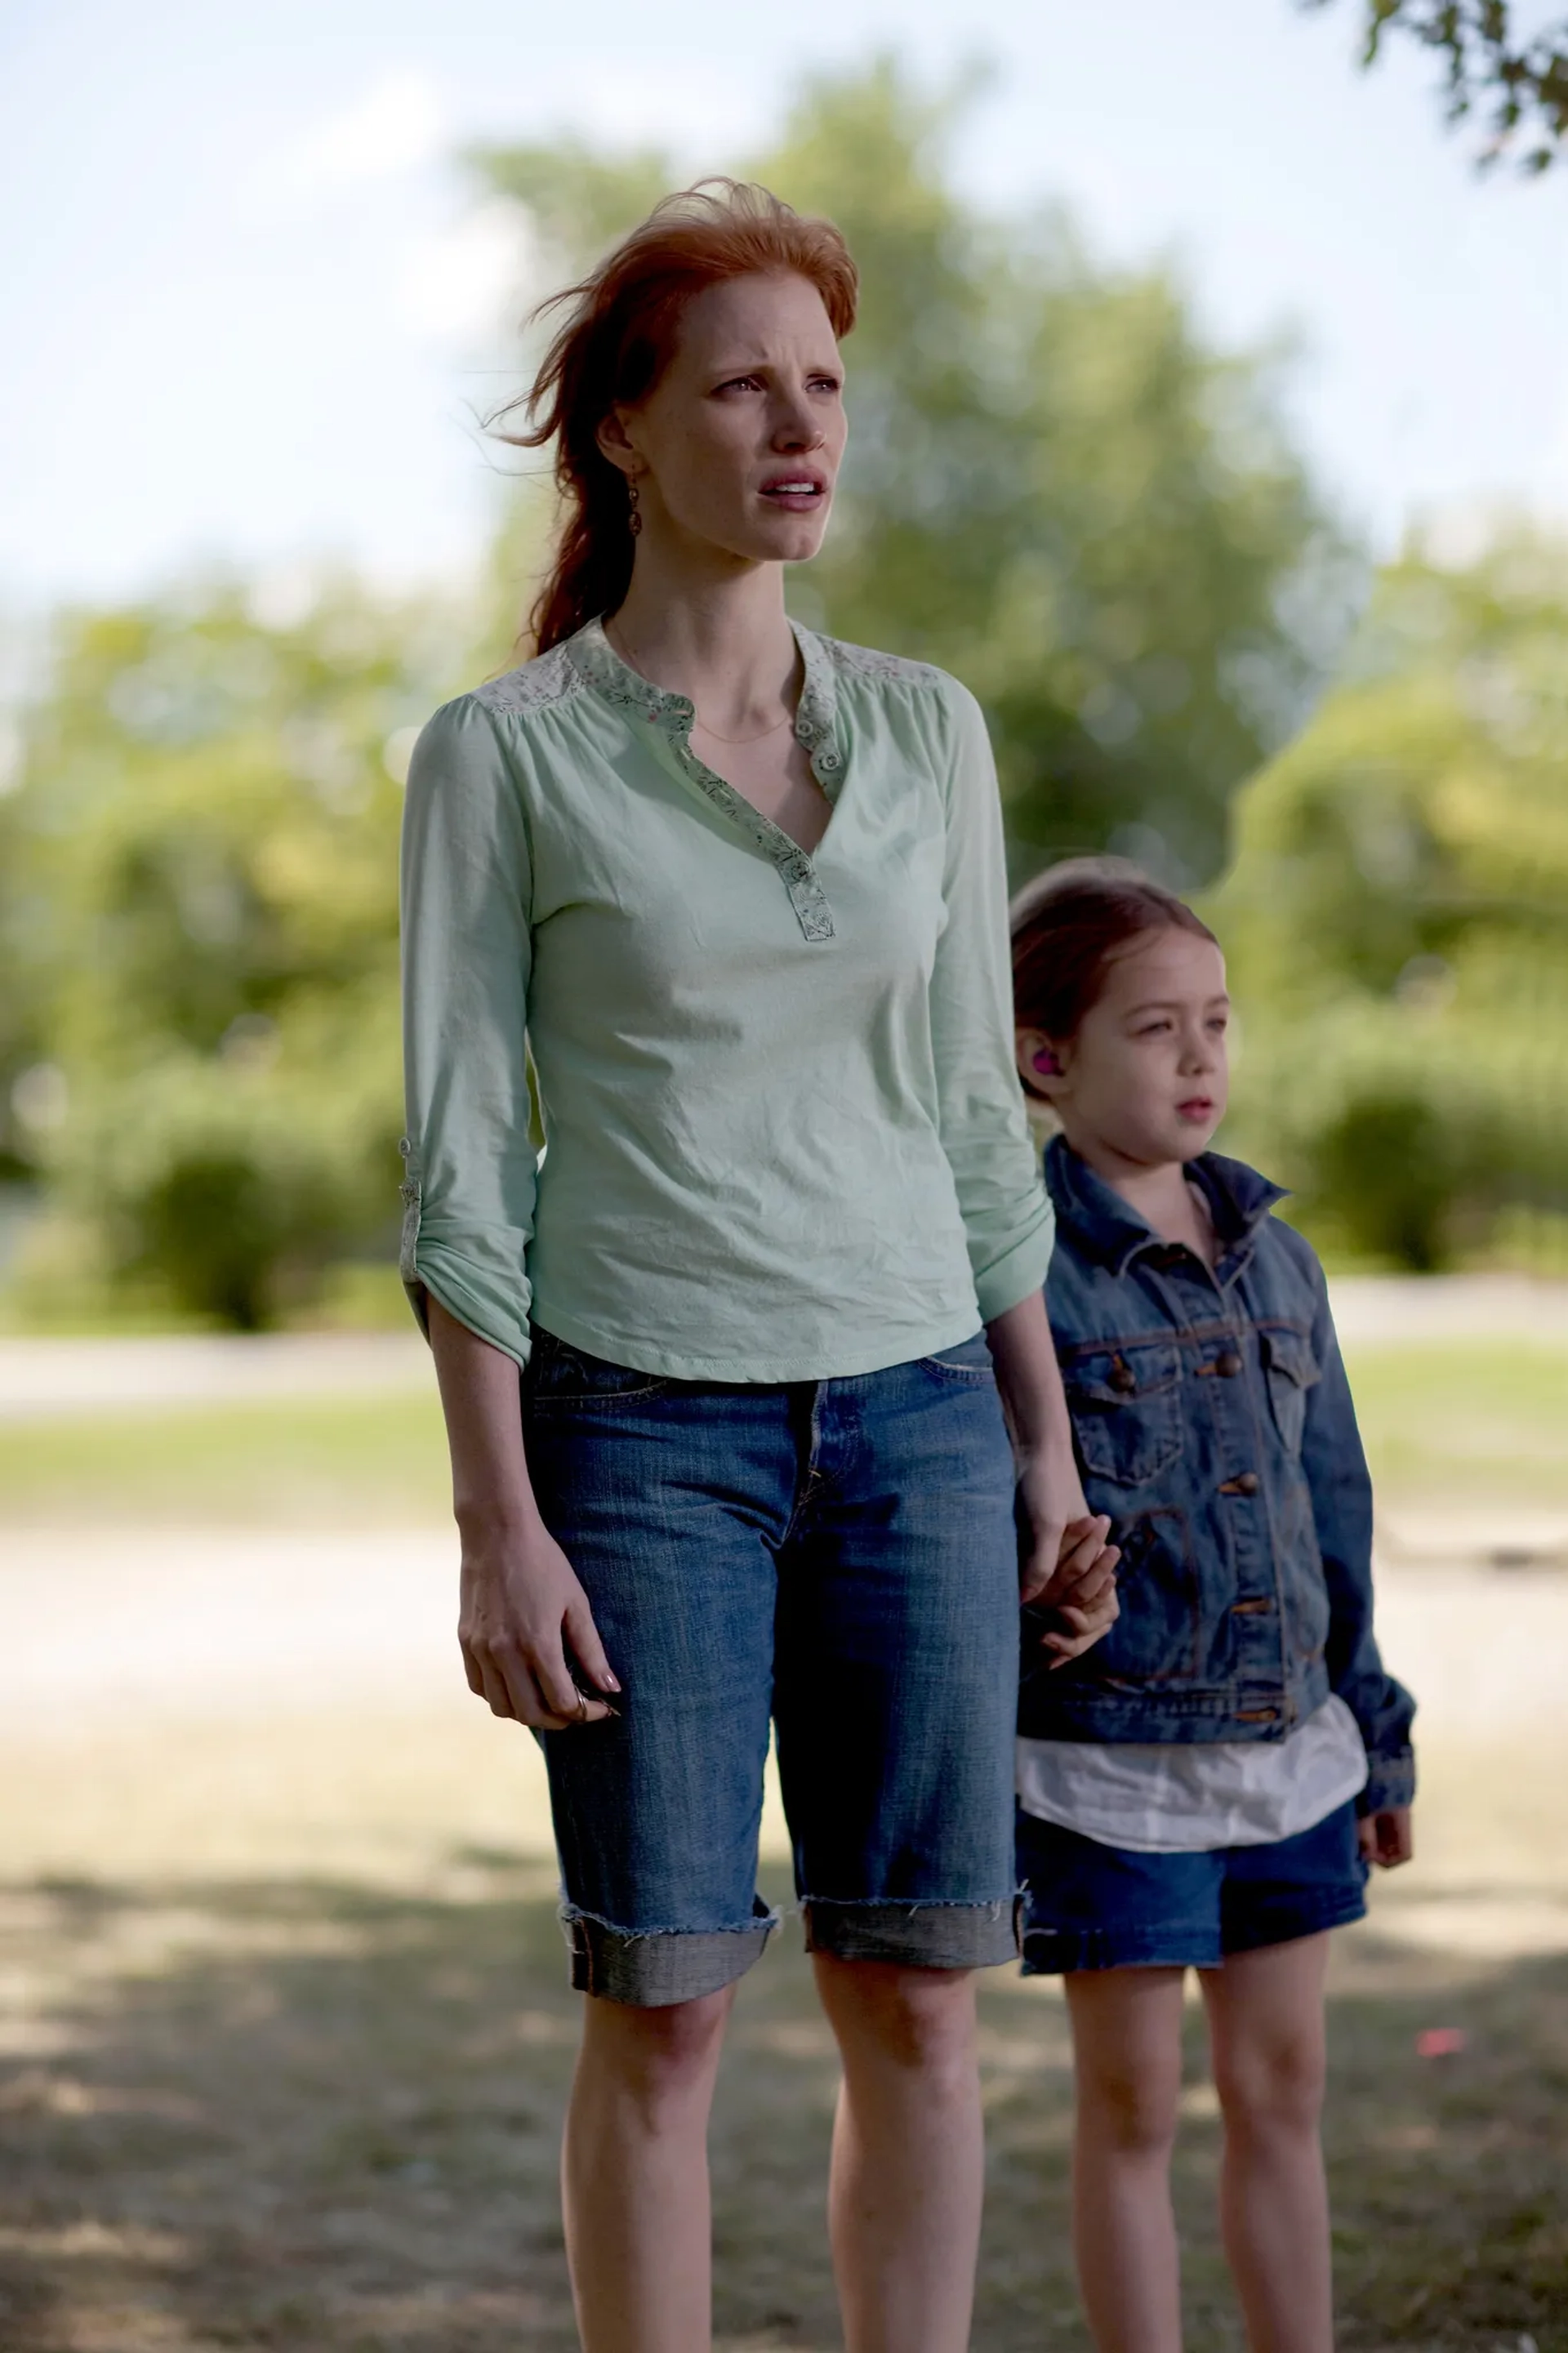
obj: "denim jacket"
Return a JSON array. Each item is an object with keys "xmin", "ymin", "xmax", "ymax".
[{"xmin": 1022, "ymin": 1137, "xmax": 1416, "ymax": 1814}]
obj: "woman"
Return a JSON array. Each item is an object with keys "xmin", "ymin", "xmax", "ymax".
[{"xmin": 399, "ymin": 180, "xmax": 1116, "ymax": 2353}]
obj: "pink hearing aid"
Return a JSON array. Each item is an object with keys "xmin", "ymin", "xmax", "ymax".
[{"xmin": 1032, "ymin": 1048, "xmax": 1062, "ymax": 1076}]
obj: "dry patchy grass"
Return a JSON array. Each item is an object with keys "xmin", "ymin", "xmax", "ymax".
[{"xmin": 1, "ymin": 1712, "xmax": 1565, "ymax": 2352}]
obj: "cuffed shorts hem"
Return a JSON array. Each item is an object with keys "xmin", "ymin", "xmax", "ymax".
[
  {"xmin": 564, "ymin": 1897, "xmax": 778, "ymax": 2007},
  {"xmin": 803, "ymin": 1895, "xmax": 1021, "ymax": 1970}
]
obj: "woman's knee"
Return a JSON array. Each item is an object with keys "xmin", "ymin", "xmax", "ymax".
[
  {"xmin": 581, "ymin": 1983, "xmax": 733, "ymax": 2114},
  {"xmin": 815, "ymin": 1956, "xmax": 978, "ymax": 2080}
]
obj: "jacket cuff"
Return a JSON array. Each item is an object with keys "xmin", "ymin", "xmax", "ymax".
[{"xmin": 1358, "ymin": 1749, "xmax": 1416, "ymax": 1814}]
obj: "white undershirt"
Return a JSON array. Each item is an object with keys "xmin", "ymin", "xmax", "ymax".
[{"xmin": 1016, "ymin": 1696, "xmax": 1368, "ymax": 1854}]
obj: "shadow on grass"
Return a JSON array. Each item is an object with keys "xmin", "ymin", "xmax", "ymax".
[{"xmin": 1, "ymin": 1859, "xmax": 1564, "ymax": 2351}]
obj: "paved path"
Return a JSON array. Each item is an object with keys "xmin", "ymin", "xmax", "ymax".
[
  {"xmin": 3, "ymin": 1526, "xmax": 1563, "ymax": 1738},
  {"xmin": 0, "ymin": 1273, "xmax": 1564, "ymax": 1422}
]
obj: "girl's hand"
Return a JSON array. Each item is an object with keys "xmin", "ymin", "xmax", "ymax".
[
  {"xmin": 1357, "ymin": 1805, "xmax": 1414, "ymax": 1869},
  {"xmin": 1038, "ymin": 1514, "xmax": 1121, "ymax": 1669},
  {"xmin": 458, "ymin": 1516, "xmax": 621, "ymax": 1731}
]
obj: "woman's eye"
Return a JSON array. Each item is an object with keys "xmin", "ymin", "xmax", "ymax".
[
  {"xmin": 716, "ymin": 375, "xmax": 763, "ymax": 394},
  {"xmin": 809, "ymin": 375, "xmax": 841, "ymax": 394}
]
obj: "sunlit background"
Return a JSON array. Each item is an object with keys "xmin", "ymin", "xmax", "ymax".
[{"xmin": 2, "ymin": 5, "xmax": 1566, "ymax": 2347}]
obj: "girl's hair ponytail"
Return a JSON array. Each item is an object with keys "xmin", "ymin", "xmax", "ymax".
[{"xmin": 495, "ymin": 180, "xmax": 858, "ymax": 655}]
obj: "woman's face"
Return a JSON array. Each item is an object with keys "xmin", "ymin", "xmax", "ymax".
[{"xmin": 603, "ymin": 270, "xmax": 847, "ymax": 569}]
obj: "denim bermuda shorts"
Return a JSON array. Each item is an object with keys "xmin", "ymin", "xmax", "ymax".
[
  {"xmin": 1016, "ymin": 1799, "xmax": 1369, "ymax": 1975},
  {"xmin": 521, "ymin": 1325, "xmax": 1022, "ymax": 2007}
]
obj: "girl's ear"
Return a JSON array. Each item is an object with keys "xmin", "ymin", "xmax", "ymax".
[{"xmin": 1016, "ymin": 1027, "xmax": 1067, "ymax": 1101}]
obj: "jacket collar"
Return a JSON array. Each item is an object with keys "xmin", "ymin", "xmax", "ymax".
[{"xmin": 1045, "ymin": 1134, "xmax": 1287, "ymax": 1278}]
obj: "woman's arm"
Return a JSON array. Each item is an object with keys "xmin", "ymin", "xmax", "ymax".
[
  {"xmin": 986, "ymin": 1289, "xmax": 1120, "ymax": 1662},
  {"xmin": 402, "ymin": 698, "xmax": 615, "ymax": 1728},
  {"xmin": 429, "ymin": 1299, "xmax": 620, "ymax": 1729}
]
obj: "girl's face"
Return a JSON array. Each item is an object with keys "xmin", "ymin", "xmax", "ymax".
[
  {"xmin": 599, "ymin": 270, "xmax": 847, "ymax": 570},
  {"xmin": 1018, "ymin": 927, "xmax": 1231, "ymax": 1170}
]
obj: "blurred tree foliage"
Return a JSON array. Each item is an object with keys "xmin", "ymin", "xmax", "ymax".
[
  {"xmin": 0, "ymin": 579, "xmax": 472, "ymax": 1325},
  {"xmin": 1304, "ymin": 2, "xmax": 1568, "ymax": 172},
  {"xmin": 1214, "ymin": 528, "xmax": 1568, "ymax": 1269},
  {"xmin": 472, "ymin": 57, "xmax": 1357, "ymax": 886}
]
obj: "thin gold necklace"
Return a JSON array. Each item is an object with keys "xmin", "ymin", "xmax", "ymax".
[{"xmin": 606, "ymin": 620, "xmax": 796, "ymax": 746}]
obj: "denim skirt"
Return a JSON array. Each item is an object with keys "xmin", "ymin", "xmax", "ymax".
[{"xmin": 521, "ymin": 1324, "xmax": 1021, "ymax": 2005}]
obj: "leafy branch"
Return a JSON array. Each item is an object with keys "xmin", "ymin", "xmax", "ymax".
[{"xmin": 1303, "ymin": 1, "xmax": 1568, "ymax": 169}]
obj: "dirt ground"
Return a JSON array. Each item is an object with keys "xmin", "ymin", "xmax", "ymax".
[{"xmin": 3, "ymin": 1606, "xmax": 1566, "ymax": 2351}]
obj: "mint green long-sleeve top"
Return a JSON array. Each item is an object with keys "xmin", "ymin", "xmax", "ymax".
[{"xmin": 399, "ymin": 615, "xmax": 1054, "ymax": 1380}]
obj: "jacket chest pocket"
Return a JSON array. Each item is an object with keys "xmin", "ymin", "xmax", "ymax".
[
  {"xmin": 1260, "ymin": 1327, "xmax": 1319, "ymax": 1457},
  {"xmin": 1064, "ymin": 1343, "xmax": 1183, "ymax": 1487}
]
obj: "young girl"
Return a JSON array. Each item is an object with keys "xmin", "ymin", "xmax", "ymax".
[{"xmin": 1009, "ymin": 860, "xmax": 1416, "ymax": 2353}]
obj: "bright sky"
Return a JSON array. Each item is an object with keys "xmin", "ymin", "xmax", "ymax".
[{"xmin": 3, "ymin": 0, "xmax": 1567, "ymax": 617}]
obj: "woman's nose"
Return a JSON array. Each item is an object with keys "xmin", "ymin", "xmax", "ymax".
[{"xmin": 772, "ymin": 397, "xmax": 825, "ymax": 452}]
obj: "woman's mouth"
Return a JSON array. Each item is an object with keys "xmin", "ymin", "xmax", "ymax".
[{"xmin": 759, "ymin": 473, "xmax": 827, "ymax": 511}]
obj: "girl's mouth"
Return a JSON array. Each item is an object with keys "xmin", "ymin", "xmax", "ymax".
[{"xmin": 1177, "ymin": 1098, "xmax": 1215, "ymax": 1122}]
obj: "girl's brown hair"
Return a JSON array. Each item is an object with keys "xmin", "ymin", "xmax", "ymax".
[
  {"xmin": 498, "ymin": 180, "xmax": 858, "ymax": 656},
  {"xmin": 1009, "ymin": 857, "xmax": 1217, "ymax": 1052}
]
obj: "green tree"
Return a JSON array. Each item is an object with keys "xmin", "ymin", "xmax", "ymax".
[
  {"xmin": 2, "ymin": 576, "xmax": 473, "ymax": 1325},
  {"xmin": 1214, "ymin": 527, "xmax": 1568, "ymax": 1268},
  {"xmin": 469, "ymin": 56, "xmax": 1354, "ymax": 887}
]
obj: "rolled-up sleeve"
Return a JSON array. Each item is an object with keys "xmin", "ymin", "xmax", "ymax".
[
  {"xmin": 929, "ymin": 680, "xmax": 1055, "ymax": 1321},
  {"xmin": 399, "ymin": 694, "xmax": 537, "ymax": 1370}
]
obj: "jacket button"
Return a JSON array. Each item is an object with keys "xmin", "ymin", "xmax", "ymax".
[
  {"xmin": 1109, "ymin": 1357, "xmax": 1137, "ymax": 1394},
  {"xmin": 1221, "ymin": 1471, "xmax": 1260, "ymax": 1496},
  {"xmin": 1215, "ymin": 1349, "xmax": 1242, "ymax": 1377}
]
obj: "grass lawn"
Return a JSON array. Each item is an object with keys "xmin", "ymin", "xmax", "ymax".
[{"xmin": 1, "ymin": 1339, "xmax": 1564, "ymax": 1528}]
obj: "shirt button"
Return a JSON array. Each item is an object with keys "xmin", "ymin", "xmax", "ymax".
[
  {"xmin": 1221, "ymin": 1471, "xmax": 1261, "ymax": 1496},
  {"xmin": 1215, "ymin": 1349, "xmax": 1243, "ymax": 1377}
]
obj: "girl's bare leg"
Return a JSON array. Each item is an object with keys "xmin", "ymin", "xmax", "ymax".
[
  {"xmin": 562, "ymin": 1984, "xmax": 734, "ymax": 2352},
  {"xmin": 813, "ymin": 1957, "xmax": 984, "ymax": 2353},
  {"xmin": 1064, "ymin": 1968, "xmax": 1187, "ymax": 2353},
  {"xmin": 1200, "ymin": 1933, "xmax": 1334, "ymax": 2353}
]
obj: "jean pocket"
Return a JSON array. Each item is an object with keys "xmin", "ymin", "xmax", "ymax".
[
  {"xmin": 1064, "ymin": 1342, "xmax": 1183, "ymax": 1486},
  {"xmin": 917, "ymin": 1330, "xmax": 996, "ymax": 1380},
  {"xmin": 1260, "ymin": 1326, "xmax": 1318, "ymax": 1455},
  {"xmin": 527, "ymin": 1330, "xmax": 671, "ymax": 1406}
]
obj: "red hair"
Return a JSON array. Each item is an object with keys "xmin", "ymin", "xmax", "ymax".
[
  {"xmin": 1010, "ymin": 858, "xmax": 1217, "ymax": 1053},
  {"xmin": 498, "ymin": 180, "xmax": 858, "ymax": 655}
]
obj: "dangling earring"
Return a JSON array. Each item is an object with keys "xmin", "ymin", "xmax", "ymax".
[{"xmin": 626, "ymin": 477, "xmax": 643, "ymax": 537}]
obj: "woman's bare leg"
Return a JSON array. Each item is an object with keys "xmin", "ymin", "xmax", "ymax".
[
  {"xmin": 1200, "ymin": 1934, "xmax": 1334, "ymax": 2353},
  {"xmin": 1064, "ymin": 1967, "xmax": 1187, "ymax": 2353},
  {"xmin": 562, "ymin": 1984, "xmax": 734, "ymax": 2352},
  {"xmin": 813, "ymin": 1957, "xmax": 984, "ymax": 2353}
]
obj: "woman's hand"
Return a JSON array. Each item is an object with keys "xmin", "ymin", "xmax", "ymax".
[
  {"xmin": 458, "ymin": 1515, "xmax": 621, "ymax": 1731},
  {"xmin": 1036, "ymin": 1513, "xmax": 1121, "ymax": 1670},
  {"xmin": 425, "ymin": 1295, "xmax": 619, "ymax": 1733},
  {"xmin": 1357, "ymin": 1805, "xmax": 1414, "ymax": 1869}
]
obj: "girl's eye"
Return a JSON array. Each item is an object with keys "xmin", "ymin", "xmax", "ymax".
[{"xmin": 1137, "ymin": 1019, "xmax": 1172, "ymax": 1037}]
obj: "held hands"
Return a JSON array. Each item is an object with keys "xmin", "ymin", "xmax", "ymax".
[
  {"xmin": 1016, "ymin": 1442, "xmax": 1120, "ymax": 1670},
  {"xmin": 457, "ymin": 1517, "xmax": 621, "ymax": 1731},
  {"xmin": 1358, "ymin": 1805, "xmax": 1414, "ymax": 1869}
]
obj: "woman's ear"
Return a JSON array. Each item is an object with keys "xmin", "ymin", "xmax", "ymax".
[
  {"xmin": 595, "ymin": 409, "xmax": 639, "ymax": 479},
  {"xmin": 1015, "ymin": 1027, "xmax": 1068, "ymax": 1102}
]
